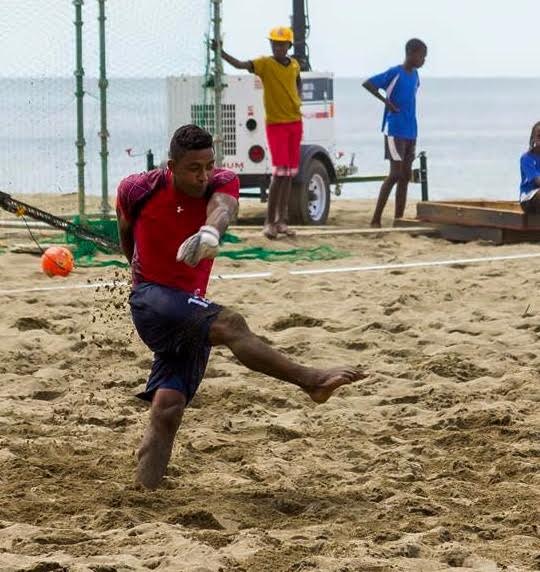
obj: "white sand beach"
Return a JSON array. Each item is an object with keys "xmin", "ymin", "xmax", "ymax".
[{"xmin": 0, "ymin": 197, "xmax": 538, "ymax": 571}]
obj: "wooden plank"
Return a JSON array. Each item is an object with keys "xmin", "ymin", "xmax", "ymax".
[
  {"xmin": 501, "ymin": 229, "xmax": 540, "ymax": 244},
  {"xmin": 417, "ymin": 201, "xmax": 540, "ymax": 230},
  {"xmin": 440, "ymin": 225, "xmax": 504, "ymax": 244},
  {"xmin": 0, "ymin": 220, "xmax": 63, "ymax": 231},
  {"xmin": 230, "ymin": 226, "xmax": 438, "ymax": 239},
  {"xmin": 424, "ymin": 200, "xmax": 522, "ymax": 211},
  {"xmin": 392, "ymin": 217, "xmax": 438, "ymax": 228},
  {"xmin": 8, "ymin": 243, "xmax": 70, "ymax": 254},
  {"xmin": 439, "ymin": 224, "xmax": 540, "ymax": 245}
]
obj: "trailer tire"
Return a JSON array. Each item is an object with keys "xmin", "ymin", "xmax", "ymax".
[{"xmin": 289, "ymin": 159, "xmax": 331, "ymax": 225}]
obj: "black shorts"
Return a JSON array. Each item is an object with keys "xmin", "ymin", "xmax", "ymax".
[
  {"xmin": 384, "ymin": 136, "xmax": 416, "ymax": 163},
  {"xmin": 129, "ymin": 282, "xmax": 222, "ymax": 404},
  {"xmin": 520, "ymin": 190, "xmax": 540, "ymax": 214}
]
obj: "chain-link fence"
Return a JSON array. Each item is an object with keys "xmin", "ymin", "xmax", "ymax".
[{"xmin": 0, "ymin": 0, "xmax": 210, "ymax": 215}]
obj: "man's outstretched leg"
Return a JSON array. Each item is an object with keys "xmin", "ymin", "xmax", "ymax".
[
  {"xmin": 209, "ymin": 309, "xmax": 365, "ymax": 402},
  {"xmin": 136, "ymin": 388, "xmax": 186, "ymax": 489}
]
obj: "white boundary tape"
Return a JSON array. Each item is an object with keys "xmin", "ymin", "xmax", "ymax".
[
  {"xmin": 288, "ymin": 252, "xmax": 540, "ymax": 276},
  {"xmin": 1, "ymin": 250, "xmax": 540, "ymax": 296},
  {"xmin": 0, "ymin": 281, "xmax": 129, "ymax": 295}
]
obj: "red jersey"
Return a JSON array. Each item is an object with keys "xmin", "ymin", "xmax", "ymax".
[{"xmin": 116, "ymin": 168, "xmax": 239, "ymax": 296}]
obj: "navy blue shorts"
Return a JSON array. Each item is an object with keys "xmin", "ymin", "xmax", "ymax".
[{"xmin": 129, "ymin": 282, "xmax": 222, "ymax": 404}]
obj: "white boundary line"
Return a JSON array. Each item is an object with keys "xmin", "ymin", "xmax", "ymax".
[
  {"xmin": 0, "ymin": 281, "xmax": 129, "ymax": 295},
  {"xmin": 288, "ymin": 252, "xmax": 540, "ymax": 276},
  {"xmin": 1, "ymin": 250, "xmax": 540, "ymax": 296}
]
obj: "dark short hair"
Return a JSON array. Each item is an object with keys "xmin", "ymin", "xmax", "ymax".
[
  {"xmin": 406, "ymin": 38, "xmax": 427, "ymax": 55},
  {"xmin": 529, "ymin": 121, "xmax": 540, "ymax": 151},
  {"xmin": 169, "ymin": 124, "xmax": 214, "ymax": 161}
]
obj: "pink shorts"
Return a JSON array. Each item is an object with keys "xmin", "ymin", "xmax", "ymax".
[{"xmin": 265, "ymin": 120, "xmax": 303, "ymax": 177}]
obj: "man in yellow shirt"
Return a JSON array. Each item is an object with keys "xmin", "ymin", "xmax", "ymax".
[{"xmin": 212, "ymin": 27, "xmax": 303, "ymax": 239}]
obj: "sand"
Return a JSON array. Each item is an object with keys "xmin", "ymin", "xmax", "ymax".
[{"xmin": 0, "ymin": 196, "xmax": 538, "ymax": 571}]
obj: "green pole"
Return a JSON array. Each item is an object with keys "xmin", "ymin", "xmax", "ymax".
[
  {"xmin": 74, "ymin": 0, "xmax": 86, "ymax": 218},
  {"xmin": 98, "ymin": 0, "xmax": 110, "ymax": 217},
  {"xmin": 419, "ymin": 151, "xmax": 429, "ymax": 201},
  {"xmin": 212, "ymin": 0, "xmax": 224, "ymax": 166}
]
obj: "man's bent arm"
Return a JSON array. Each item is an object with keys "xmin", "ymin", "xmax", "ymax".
[
  {"xmin": 116, "ymin": 207, "xmax": 134, "ymax": 264},
  {"xmin": 211, "ymin": 40, "xmax": 253, "ymax": 72},
  {"xmin": 362, "ymin": 80, "xmax": 389, "ymax": 105},
  {"xmin": 222, "ymin": 49, "xmax": 254, "ymax": 72},
  {"xmin": 205, "ymin": 193, "xmax": 239, "ymax": 237}
]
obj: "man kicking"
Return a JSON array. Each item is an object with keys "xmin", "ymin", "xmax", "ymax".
[{"xmin": 116, "ymin": 124, "xmax": 365, "ymax": 489}]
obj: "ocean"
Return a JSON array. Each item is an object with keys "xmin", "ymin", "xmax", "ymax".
[{"xmin": 1, "ymin": 77, "xmax": 539, "ymax": 202}]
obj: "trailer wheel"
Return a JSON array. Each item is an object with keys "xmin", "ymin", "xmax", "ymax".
[{"xmin": 289, "ymin": 159, "xmax": 331, "ymax": 225}]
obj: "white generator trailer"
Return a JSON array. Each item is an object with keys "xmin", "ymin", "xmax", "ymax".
[
  {"xmin": 164, "ymin": 0, "xmax": 428, "ymax": 224},
  {"xmin": 166, "ymin": 71, "xmax": 338, "ymax": 225}
]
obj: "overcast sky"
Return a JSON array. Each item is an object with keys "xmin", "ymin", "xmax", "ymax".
[{"xmin": 1, "ymin": 0, "xmax": 538, "ymax": 77}]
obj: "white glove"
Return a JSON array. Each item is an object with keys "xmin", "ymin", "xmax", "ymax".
[{"xmin": 176, "ymin": 225, "xmax": 220, "ymax": 267}]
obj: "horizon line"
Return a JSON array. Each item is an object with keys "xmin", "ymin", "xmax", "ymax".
[{"xmin": 1, "ymin": 74, "xmax": 540, "ymax": 81}]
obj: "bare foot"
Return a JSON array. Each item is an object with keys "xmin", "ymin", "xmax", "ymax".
[
  {"xmin": 262, "ymin": 223, "xmax": 278, "ymax": 239},
  {"xmin": 276, "ymin": 223, "xmax": 296, "ymax": 237},
  {"xmin": 136, "ymin": 439, "xmax": 172, "ymax": 490},
  {"xmin": 369, "ymin": 221, "xmax": 381, "ymax": 229},
  {"xmin": 300, "ymin": 366, "xmax": 366, "ymax": 404}
]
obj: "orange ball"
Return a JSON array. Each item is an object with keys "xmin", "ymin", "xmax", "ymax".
[{"xmin": 41, "ymin": 246, "xmax": 74, "ymax": 277}]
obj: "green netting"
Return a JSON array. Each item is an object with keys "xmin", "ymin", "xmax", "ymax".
[
  {"xmin": 61, "ymin": 219, "xmax": 350, "ymax": 267},
  {"xmin": 222, "ymin": 233, "xmax": 242, "ymax": 244},
  {"xmin": 69, "ymin": 216, "xmax": 119, "ymax": 242},
  {"xmin": 1, "ymin": 0, "xmax": 209, "ymax": 208},
  {"xmin": 69, "ymin": 243, "xmax": 349, "ymax": 268},
  {"xmin": 64, "ymin": 216, "xmax": 120, "ymax": 260},
  {"xmin": 76, "ymin": 256, "xmax": 129, "ymax": 269},
  {"xmin": 218, "ymin": 245, "xmax": 350, "ymax": 262},
  {"xmin": 65, "ymin": 219, "xmax": 242, "ymax": 262}
]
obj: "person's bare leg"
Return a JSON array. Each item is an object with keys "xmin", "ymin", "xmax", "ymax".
[
  {"xmin": 394, "ymin": 179, "xmax": 409, "ymax": 222},
  {"xmin": 370, "ymin": 179, "xmax": 394, "ymax": 228},
  {"xmin": 136, "ymin": 388, "xmax": 186, "ymax": 490},
  {"xmin": 210, "ymin": 310, "xmax": 366, "ymax": 403},
  {"xmin": 263, "ymin": 176, "xmax": 283, "ymax": 239},
  {"xmin": 371, "ymin": 160, "xmax": 401, "ymax": 227},
  {"xmin": 394, "ymin": 161, "xmax": 412, "ymax": 222},
  {"xmin": 276, "ymin": 176, "xmax": 296, "ymax": 236}
]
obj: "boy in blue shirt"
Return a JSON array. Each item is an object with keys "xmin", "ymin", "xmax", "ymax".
[
  {"xmin": 519, "ymin": 121, "xmax": 540, "ymax": 214},
  {"xmin": 363, "ymin": 39, "xmax": 427, "ymax": 227}
]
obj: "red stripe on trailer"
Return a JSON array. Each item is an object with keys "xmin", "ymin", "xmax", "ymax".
[{"xmin": 303, "ymin": 111, "xmax": 331, "ymax": 119}]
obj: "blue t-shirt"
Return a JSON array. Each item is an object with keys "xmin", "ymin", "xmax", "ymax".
[
  {"xmin": 368, "ymin": 65, "xmax": 420, "ymax": 140},
  {"xmin": 520, "ymin": 151, "xmax": 540, "ymax": 201}
]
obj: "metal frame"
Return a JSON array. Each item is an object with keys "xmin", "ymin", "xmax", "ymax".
[
  {"xmin": 73, "ymin": 0, "xmax": 86, "ymax": 218},
  {"xmin": 97, "ymin": 0, "xmax": 110, "ymax": 217},
  {"xmin": 238, "ymin": 152, "xmax": 429, "ymax": 201},
  {"xmin": 212, "ymin": 0, "xmax": 224, "ymax": 167}
]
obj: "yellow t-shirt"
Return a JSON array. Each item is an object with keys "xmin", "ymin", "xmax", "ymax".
[{"xmin": 252, "ymin": 56, "xmax": 302, "ymax": 124}]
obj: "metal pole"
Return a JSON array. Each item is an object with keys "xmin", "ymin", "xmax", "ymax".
[
  {"xmin": 74, "ymin": 0, "xmax": 86, "ymax": 218},
  {"xmin": 291, "ymin": 0, "xmax": 311, "ymax": 71},
  {"xmin": 212, "ymin": 0, "xmax": 223, "ymax": 166},
  {"xmin": 98, "ymin": 0, "xmax": 110, "ymax": 217},
  {"xmin": 419, "ymin": 151, "xmax": 429, "ymax": 201},
  {"xmin": 146, "ymin": 149, "xmax": 155, "ymax": 171}
]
